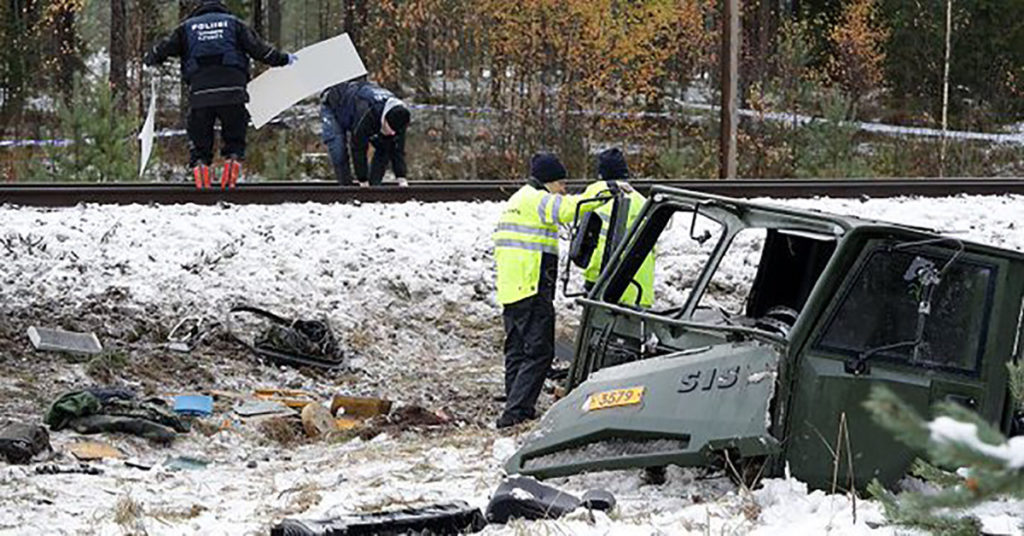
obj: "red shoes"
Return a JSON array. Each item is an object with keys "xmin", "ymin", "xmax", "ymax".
[
  {"xmin": 192, "ymin": 165, "xmax": 211, "ymax": 189},
  {"xmin": 191, "ymin": 160, "xmax": 243, "ymax": 190},
  {"xmin": 221, "ymin": 158, "xmax": 243, "ymax": 189}
]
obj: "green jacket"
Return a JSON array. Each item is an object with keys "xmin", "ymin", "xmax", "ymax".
[
  {"xmin": 494, "ymin": 181, "xmax": 609, "ymax": 305},
  {"xmin": 583, "ymin": 183, "xmax": 655, "ymax": 307}
]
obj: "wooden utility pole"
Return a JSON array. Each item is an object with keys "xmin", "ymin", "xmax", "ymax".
[{"xmin": 719, "ymin": 0, "xmax": 740, "ymax": 179}]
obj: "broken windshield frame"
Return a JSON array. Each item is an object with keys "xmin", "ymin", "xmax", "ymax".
[
  {"xmin": 595, "ymin": 193, "xmax": 848, "ymax": 342},
  {"xmin": 844, "ymin": 237, "xmax": 966, "ymax": 375}
]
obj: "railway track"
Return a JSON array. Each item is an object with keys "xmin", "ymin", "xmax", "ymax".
[{"xmin": 2, "ymin": 178, "xmax": 1023, "ymax": 207}]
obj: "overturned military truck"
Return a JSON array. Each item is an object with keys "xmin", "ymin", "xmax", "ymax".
[{"xmin": 506, "ymin": 187, "xmax": 1024, "ymax": 491}]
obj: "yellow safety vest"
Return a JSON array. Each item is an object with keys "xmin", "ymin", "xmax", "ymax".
[
  {"xmin": 583, "ymin": 185, "xmax": 655, "ymax": 307},
  {"xmin": 494, "ymin": 182, "xmax": 609, "ymax": 305}
]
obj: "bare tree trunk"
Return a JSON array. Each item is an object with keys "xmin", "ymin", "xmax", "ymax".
[
  {"xmin": 318, "ymin": 0, "xmax": 328, "ymax": 40},
  {"xmin": 53, "ymin": 2, "xmax": 78, "ymax": 101},
  {"xmin": 110, "ymin": 0, "xmax": 129, "ymax": 110},
  {"xmin": 251, "ymin": 0, "xmax": 264, "ymax": 37},
  {"xmin": 344, "ymin": 0, "xmax": 366, "ymax": 50},
  {"xmin": 268, "ymin": 0, "xmax": 282, "ymax": 46},
  {"xmin": 414, "ymin": 24, "xmax": 432, "ymax": 100},
  {"xmin": 178, "ymin": 0, "xmax": 190, "ymax": 126}
]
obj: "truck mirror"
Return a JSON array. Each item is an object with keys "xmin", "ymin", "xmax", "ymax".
[
  {"xmin": 570, "ymin": 212, "xmax": 602, "ymax": 268},
  {"xmin": 689, "ymin": 203, "xmax": 713, "ymax": 245}
]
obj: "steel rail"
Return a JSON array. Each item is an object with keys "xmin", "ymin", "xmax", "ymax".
[{"xmin": 2, "ymin": 178, "xmax": 1023, "ymax": 207}]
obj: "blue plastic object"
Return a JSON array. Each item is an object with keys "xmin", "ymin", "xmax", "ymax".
[{"xmin": 173, "ymin": 395, "xmax": 213, "ymax": 417}]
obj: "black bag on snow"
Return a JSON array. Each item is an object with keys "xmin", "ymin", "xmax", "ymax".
[
  {"xmin": 0, "ymin": 423, "xmax": 51, "ymax": 464},
  {"xmin": 229, "ymin": 306, "xmax": 346, "ymax": 369}
]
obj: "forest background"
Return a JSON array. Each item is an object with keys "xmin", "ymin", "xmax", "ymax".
[{"xmin": 2, "ymin": 0, "xmax": 1023, "ymax": 181}]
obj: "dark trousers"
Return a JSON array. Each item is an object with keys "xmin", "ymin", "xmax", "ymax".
[
  {"xmin": 501, "ymin": 294, "xmax": 555, "ymax": 421},
  {"xmin": 366, "ymin": 145, "xmax": 396, "ymax": 186},
  {"xmin": 187, "ymin": 105, "xmax": 249, "ymax": 167}
]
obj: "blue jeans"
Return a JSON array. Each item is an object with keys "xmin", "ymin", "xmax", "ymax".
[{"xmin": 320, "ymin": 105, "xmax": 351, "ymax": 184}]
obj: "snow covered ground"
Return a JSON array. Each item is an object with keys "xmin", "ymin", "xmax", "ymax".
[{"xmin": 1, "ymin": 194, "xmax": 1024, "ymax": 535}]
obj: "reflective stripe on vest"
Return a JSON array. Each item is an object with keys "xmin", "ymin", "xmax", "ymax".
[
  {"xmin": 538, "ymin": 195, "xmax": 551, "ymax": 225},
  {"xmin": 494, "ymin": 239, "xmax": 558, "ymax": 255},
  {"xmin": 495, "ymin": 223, "xmax": 559, "ymax": 240}
]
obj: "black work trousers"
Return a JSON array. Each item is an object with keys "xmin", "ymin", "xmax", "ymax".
[
  {"xmin": 187, "ymin": 105, "xmax": 249, "ymax": 167},
  {"xmin": 501, "ymin": 294, "xmax": 555, "ymax": 421}
]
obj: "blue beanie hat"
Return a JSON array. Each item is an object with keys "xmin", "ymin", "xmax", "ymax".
[
  {"xmin": 530, "ymin": 152, "xmax": 567, "ymax": 183},
  {"xmin": 597, "ymin": 148, "xmax": 630, "ymax": 180}
]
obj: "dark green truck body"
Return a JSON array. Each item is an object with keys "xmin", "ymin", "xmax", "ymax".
[{"xmin": 506, "ymin": 187, "xmax": 1024, "ymax": 490}]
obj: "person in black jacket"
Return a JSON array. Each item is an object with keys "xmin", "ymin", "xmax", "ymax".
[
  {"xmin": 143, "ymin": 0, "xmax": 295, "ymax": 189},
  {"xmin": 320, "ymin": 81, "xmax": 411, "ymax": 186}
]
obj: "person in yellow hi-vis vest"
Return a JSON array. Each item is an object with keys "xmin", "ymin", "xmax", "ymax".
[
  {"xmin": 493, "ymin": 152, "xmax": 610, "ymax": 429},
  {"xmin": 583, "ymin": 148, "xmax": 655, "ymax": 307}
]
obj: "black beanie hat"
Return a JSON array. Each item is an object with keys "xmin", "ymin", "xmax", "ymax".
[
  {"xmin": 597, "ymin": 147, "xmax": 630, "ymax": 180},
  {"xmin": 385, "ymin": 106, "xmax": 411, "ymax": 134},
  {"xmin": 530, "ymin": 153, "xmax": 568, "ymax": 183}
]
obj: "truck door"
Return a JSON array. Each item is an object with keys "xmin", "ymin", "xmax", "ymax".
[{"xmin": 784, "ymin": 238, "xmax": 1010, "ymax": 490}]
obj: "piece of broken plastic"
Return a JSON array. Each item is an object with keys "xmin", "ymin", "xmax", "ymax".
[
  {"xmin": 27, "ymin": 327, "xmax": 102, "ymax": 355},
  {"xmin": 174, "ymin": 395, "xmax": 214, "ymax": 417},
  {"xmin": 330, "ymin": 395, "xmax": 392, "ymax": 419},
  {"xmin": 271, "ymin": 501, "xmax": 486, "ymax": 536},
  {"xmin": 485, "ymin": 476, "xmax": 581, "ymax": 524},
  {"xmin": 69, "ymin": 441, "xmax": 121, "ymax": 461},
  {"xmin": 164, "ymin": 456, "xmax": 209, "ymax": 471},
  {"xmin": 234, "ymin": 400, "xmax": 296, "ymax": 418}
]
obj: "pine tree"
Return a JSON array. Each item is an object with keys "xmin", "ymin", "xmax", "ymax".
[
  {"xmin": 24, "ymin": 75, "xmax": 139, "ymax": 182},
  {"xmin": 864, "ymin": 375, "xmax": 1024, "ymax": 536}
]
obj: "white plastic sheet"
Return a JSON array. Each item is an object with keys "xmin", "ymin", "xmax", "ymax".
[
  {"xmin": 138, "ymin": 79, "xmax": 157, "ymax": 178},
  {"xmin": 247, "ymin": 33, "xmax": 366, "ymax": 129}
]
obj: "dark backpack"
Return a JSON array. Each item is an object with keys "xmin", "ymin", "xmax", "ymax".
[{"xmin": 0, "ymin": 423, "xmax": 51, "ymax": 464}]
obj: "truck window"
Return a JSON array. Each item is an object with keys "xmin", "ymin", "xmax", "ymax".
[
  {"xmin": 696, "ymin": 229, "xmax": 766, "ymax": 315},
  {"xmin": 816, "ymin": 247, "xmax": 995, "ymax": 373},
  {"xmin": 602, "ymin": 206, "xmax": 723, "ymax": 311}
]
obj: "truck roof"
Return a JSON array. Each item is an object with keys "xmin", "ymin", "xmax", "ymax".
[{"xmin": 651, "ymin": 186, "xmax": 1024, "ymax": 262}]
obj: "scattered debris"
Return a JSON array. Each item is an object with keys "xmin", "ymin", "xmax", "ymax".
[
  {"xmin": 254, "ymin": 388, "xmax": 317, "ymax": 409},
  {"xmin": 164, "ymin": 456, "xmax": 209, "ymax": 471},
  {"xmin": 581, "ymin": 489, "xmax": 617, "ymax": 512},
  {"xmin": 173, "ymin": 395, "xmax": 214, "ymax": 417},
  {"xmin": 0, "ymin": 423, "xmax": 52, "ymax": 464},
  {"xmin": 124, "ymin": 459, "xmax": 154, "ymax": 471},
  {"xmin": 234, "ymin": 400, "xmax": 296, "ymax": 419},
  {"xmin": 35, "ymin": 463, "xmax": 104, "ymax": 476},
  {"xmin": 300, "ymin": 404, "xmax": 336, "ymax": 439},
  {"xmin": 271, "ymin": 501, "xmax": 486, "ymax": 536},
  {"xmin": 335, "ymin": 418, "xmax": 362, "ymax": 430},
  {"xmin": 330, "ymin": 395, "xmax": 392, "ymax": 419},
  {"xmin": 69, "ymin": 441, "xmax": 122, "ymax": 461},
  {"xmin": 229, "ymin": 305, "xmax": 346, "ymax": 369},
  {"xmin": 46, "ymin": 390, "xmax": 188, "ymax": 443},
  {"xmin": 257, "ymin": 417, "xmax": 303, "ymax": 447},
  {"xmin": 27, "ymin": 326, "xmax": 102, "ymax": 355},
  {"xmin": 358, "ymin": 405, "xmax": 451, "ymax": 440},
  {"xmin": 165, "ymin": 316, "xmax": 217, "ymax": 353},
  {"xmin": 485, "ymin": 476, "xmax": 615, "ymax": 524}
]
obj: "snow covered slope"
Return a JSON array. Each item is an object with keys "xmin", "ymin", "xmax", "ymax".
[{"xmin": 1, "ymin": 195, "xmax": 1023, "ymax": 535}]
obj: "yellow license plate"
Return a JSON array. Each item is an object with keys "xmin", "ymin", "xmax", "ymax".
[{"xmin": 587, "ymin": 387, "xmax": 645, "ymax": 411}]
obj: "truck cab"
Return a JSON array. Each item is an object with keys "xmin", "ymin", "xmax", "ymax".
[{"xmin": 506, "ymin": 187, "xmax": 1024, "ymax": 490}]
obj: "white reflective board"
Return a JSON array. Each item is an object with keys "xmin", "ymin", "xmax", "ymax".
[{"xmin": 247, "ymin": 33, "xmax": 366, "ymax": 129}]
